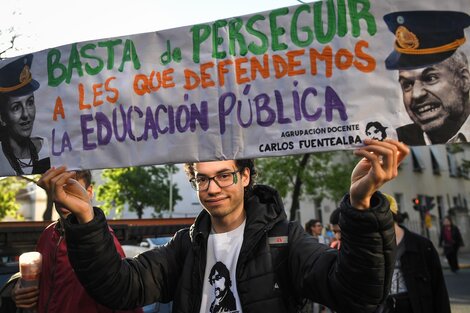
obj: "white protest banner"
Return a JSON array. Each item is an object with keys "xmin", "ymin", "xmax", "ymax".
[{"xmin": 0, "ymin": 0, "xmax": 469, "ymax": 176}]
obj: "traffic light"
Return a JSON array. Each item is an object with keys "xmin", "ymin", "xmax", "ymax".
[
  {"xmin": 425, "ymin": 196, "xmax": 435, "ymax": 211},
  {"xmin": 412, "ymin": 197, "xmax": 421, "ymax": 211}
]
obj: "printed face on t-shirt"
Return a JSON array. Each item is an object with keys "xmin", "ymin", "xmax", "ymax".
[{"xmin": 211, "ymin": 270, "xmax": 227, "ymax": 298}]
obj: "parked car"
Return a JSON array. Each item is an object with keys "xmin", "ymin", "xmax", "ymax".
[
  {"xmin": 123, "ymin": 236, "xmax": 173, "ymax": 258},
  {"xmin": 139, "ymin": 236, "xmax": 173, "ymax": 249},
  {"xmin": 143, "ymin": 301, "xmax": 172, "ymax": 313}
]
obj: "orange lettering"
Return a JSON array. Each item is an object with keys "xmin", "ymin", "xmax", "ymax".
[
  {"xmin": 286, "ymin": 49, "xmax": 306, "ymax": 76},
  {"xmin": 250, "ymin": 55, "xmax": 270, "ymax": 80},
  {"xmin": 162, "ymin": 68, "xmax": 175, "ymax": 88},
  {"xmin": 354, "ymin": 40, "xmax": 376, "ymax": 73},
  {"xmin": 183, "ymin": 68, "xmax": 200, "ymax": 90},
  {"xmin": 272, "ymin": 55, "xmax": 288, "ymax": 79},
  {"xmin": 200, "ymin": 62, "xmax": 215, "ymax": 88},
  {"xmin": 335, "ymin": 48, "xmax": 353, "ymax": 71},
  {"xmin": 53, "ymin": 96, "xmax": 65, "ymax": 120},
  {"xmin": 133, "ymin": 74, "xmax": 149, "ymax": 95},
  {"xmin": 217, "ymin": 60, "xmax": 233, "ymax": 87},
  {"xmin": 148, "ymin": 71, "xmax": 162, "ymax": 92},
  {"xmin": 105, "ymin": 77, "xmax": 119, "ymax": 103},
  {"xmin": 309, "ymin": 46, "xmax": 333, "ymax": 78},
  {"xmin": 78, "ymin": 83, "xmax": 91, "ymax": 110},
  {"xmin": 235, "ymin": 57, "xmax": 249, "ymax": 85},
  {"xmin": 92, "ymin": 83, "xmax": 104, "ymax": 107}
]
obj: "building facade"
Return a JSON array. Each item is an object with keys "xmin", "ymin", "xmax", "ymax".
[{"xmin": 297, "ymin": 144, "xmax": 470, "ymax": 251}]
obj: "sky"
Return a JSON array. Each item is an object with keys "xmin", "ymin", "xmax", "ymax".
[{"xmin": 1, "ymin": 0, "xmax": 303, "ymax": 58}]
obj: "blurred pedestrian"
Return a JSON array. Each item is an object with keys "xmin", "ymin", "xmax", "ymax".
[
  {"xmin": 439, "ymin": 216, "xmax": 464, "ymax": 273},
  {"xmin": 305, "ymin": 219, "xmax": 327, "ymax": 244},
  {"xmin": 377, "ymin": 194, "xmax": 451, "ymax": 313},
  {"xmin": 329, "ymin": 208, "xmax": 341, "ymax": 250}
]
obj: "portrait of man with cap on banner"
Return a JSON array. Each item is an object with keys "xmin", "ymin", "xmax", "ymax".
[
  {"xmin": 384, "ymin": 11, "xmax": 470, "ymax": 145},
  {"xmin": 0, "ymin": 54, "xmax": 50, "ymax": 176}
]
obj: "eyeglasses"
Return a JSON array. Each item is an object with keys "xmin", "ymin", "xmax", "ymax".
[{"xmin": 190, "ymin": 169, "xmax": 243, "ymax": 191}]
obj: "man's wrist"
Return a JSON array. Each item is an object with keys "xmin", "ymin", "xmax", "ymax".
[
  {"xmin": 350, "ymin": 197, "xmax": 371, "ymax": 210},
  {"xmin": 77, "ymin": 205, "xmax": 95, "ymax": 224}
]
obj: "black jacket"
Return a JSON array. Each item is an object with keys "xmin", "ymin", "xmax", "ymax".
[
  {"xmin": 396, "ymin": 124, "xmax": 426, "ymax": 146},
  {"xmin": 64, "ymin": 185, "xmax": 395, "ymax": 313},
  {"xmin": 398, "ymin": 227, "xmax": 451, "ymax": 313}
]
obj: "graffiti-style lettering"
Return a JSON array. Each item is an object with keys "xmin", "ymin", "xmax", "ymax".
[
  {"xmin": 79, "ymin": 77, "xmax": 119, "ymax": 110},
  {"xmin": 218, "ymin": 82, "xmax": 348, "ymax": 134},
  {"xmin": 80, "ymin": 99, "xmax": 209, "ymax": 150},
  {"xmin": 53, "ymin": 97, "xmax": 65, "ymax": 120},
  {"xmin": 47, "ymin": 40, "xmax": 141, "ymax": 87},
  {"xmin": 133, "ymin": 69, "xmax": 175, "ymax": 96},
  {"xmin": 191, "ymin": 0, "xmax": 376, "ymax": 63},
  {"xmin": 51, "ymin": 129, "xmax": 72, "ymax": 156}
]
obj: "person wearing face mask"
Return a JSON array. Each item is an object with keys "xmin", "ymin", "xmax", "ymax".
[{"xmin": 0, "ymin": 54, "xmax": 50, "ymax": 176}]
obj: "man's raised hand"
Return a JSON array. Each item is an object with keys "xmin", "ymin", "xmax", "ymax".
[
  {"xmin": 350, "ymin": 139, "xmax": 409, "ymax": 209},
  {"xmin": 38, "ymin": 166, "xmax": 94, "ymax": 223}
]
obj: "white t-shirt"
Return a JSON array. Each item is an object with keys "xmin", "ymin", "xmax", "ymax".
[{"xmin": 199, "ymin": 220, "xmax": 245, "ymax": 313}]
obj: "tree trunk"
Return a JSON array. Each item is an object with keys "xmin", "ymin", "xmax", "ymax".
[
  {"xmin": 289, "ymin": 154, "xmax": 310, "ymax": 221},
  {"xmin": 137, "ymin": 205, "xmax": 143, "ymax": 219}
]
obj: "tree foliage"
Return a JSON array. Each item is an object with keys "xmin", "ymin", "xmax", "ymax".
[
  {"xmin": 256, "ymin": 151, "xmax": 356, "ymax": 221},
  {"xmin": 96, "ymin": 165, "xmax": 182, "ymax": 219},
  {"xmin": 0, "ymin": 176, "xmax": 28, "ymax": 220}
]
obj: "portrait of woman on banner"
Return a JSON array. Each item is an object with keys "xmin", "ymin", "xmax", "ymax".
[{"xmin": 0, "ymin": 54, "xmax": 50, "ymax": 176}]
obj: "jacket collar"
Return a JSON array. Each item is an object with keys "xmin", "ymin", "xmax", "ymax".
[{"xmin": 400, "ymin": 226, "xmax": 421, "ymax": 253}]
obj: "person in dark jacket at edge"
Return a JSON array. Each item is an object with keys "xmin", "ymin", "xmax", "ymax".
[
  {"xmin": 376, "ymin": 194, "xmax": 451, "ymax": 313},
  {"xmin": 38, "ymin": 138, "xmax": 408, "ymax": 313}
]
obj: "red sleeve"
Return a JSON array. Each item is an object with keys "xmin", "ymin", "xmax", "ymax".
[{"xmin": 107, "ymin": 226, "xmax": 126, "ymax": 258}]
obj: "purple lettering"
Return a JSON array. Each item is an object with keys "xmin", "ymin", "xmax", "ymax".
[
  {"xmin": 96, "ymin": 112, "xmax": 112, "ymax": 145},
  {"xmin": 325, "ymin": 86, "xmax": 348, "ymax": 121},
  {"xmin": 218, "ymin": 92, "xmax": 237, "ymax": 134},
  {"xmin": 81, "ymin": 114, "xmax": 97, "ymax": 150},
  {"xmin": 301, "ymin": 87, "xmax": 322, "ymax": 121},
  {"xmin": 274, "ymin": 90, "xmax": 291, "ymax": 124},
  {"xmin": 113, "ymin": 105, "xmax": 128, "ymax": 142},
  {"xmin": 254, "ymin": 93, "xmax": 275, "ymax": 127}
]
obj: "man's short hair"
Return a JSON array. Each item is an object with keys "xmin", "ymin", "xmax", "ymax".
[
  {"xmin": 75, "ymin": 170, "xmax": 92, "ymax": 188},
  {"xmin": 445, "ymin": 51, "xmax": 470, "ymax": 96},
  {"xmin": 329, "ymin": 208, "xmax": 341, "ymax": 225},
  {"xmin": 445, "ymin": 51, "xmax": 469, "ymax": 72},
  {"xmin": 184, "ymin": 159, "xmax": 257, "ymax": 191}
]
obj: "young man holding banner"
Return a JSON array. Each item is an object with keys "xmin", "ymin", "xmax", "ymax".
[
  {"xmin": 384, "ymin": 11, "xmax": 470, "ymax": 145},
  {"xmin": 38, "ymin": 138, "xmax": 408, "ymax": 313}
]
